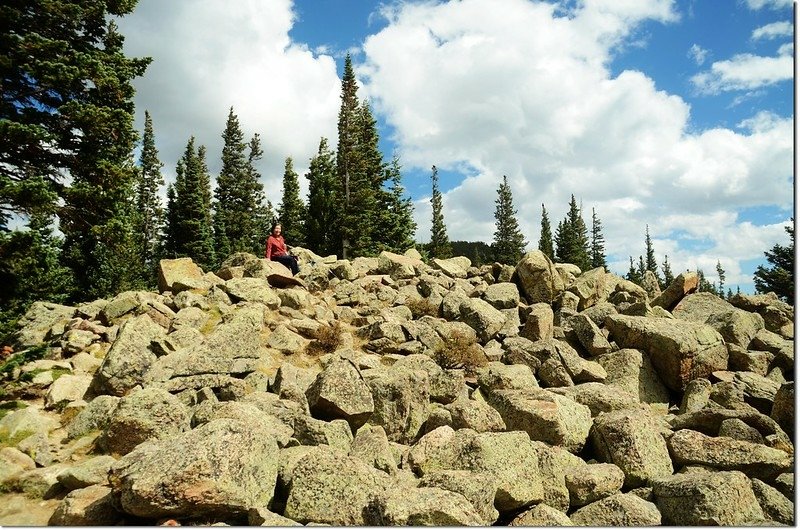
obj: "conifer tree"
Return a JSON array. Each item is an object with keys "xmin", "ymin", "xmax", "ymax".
[
  {"xmin": 278, "ymin": 157, "xmax": 307, "ymax": 248},
  {"xmin": 590, "ymin": 208, "xmax": 607, "ymax": 269},
  {"xmin": 376, "ymin": 156, "xmax": 417, "ymax": 254},
  {"xmin": 428, "ymin": 165, "xmax": 452, "ymax": 259},
  {"xmin": 306, "ymin": 138, "xmax": 338, "ymax": 256},
  {"xmin": 626, "ymin": 256, "xmax": 641, "ymax": 284},
  {"xmin": 555, "ymin": 195, "xmax": 590, "ymax": 270},
  {"xmin": 134, "ymin": 110, "xmax": 165, "ymax": 283},
  {"xmin": 637, "ymin": 255, "xmax": 647, "ymax": 281},
  {"xmin": 335, "ymin": 54, "xmax": 362, "ymax": 259},
  {"xmin": 715, "ymin": 260, "xmax": 726, "ymax": 297},
  {"xmin": 644, "ymin": 225, "xmax": 660, "ymax": 283},
  {"xmin": 244, "ymin": 134, "xmax": 271, "ymax": 255},
  {"xmin": 754, "ymin": 222, "xmax": 794, "ymax": 303},
  {"xmin": 661, "ymin": 255, "xmax": 675, "ymax": 288},
  {"xmin": 538, "ymin": 204, "xmax": 554, "ymax": 260},
  {"xmin": 491, "ymin": 175, "xmax": 527, "ymax": 265},
  {"xmin": 696, "ymin": 269, "xmax": 714, "ymax": 293}
]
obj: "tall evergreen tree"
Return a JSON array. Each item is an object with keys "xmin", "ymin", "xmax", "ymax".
[
  {"xmin": 555, "ymin": 195, "xmax": 590, "ymax": 270},
  {"xmin": 305, "ymin": 138, "xmax": 338, "ymax": 256},
  {"xmin": 538, "ymin": 204, "xmax": 554, "ymax": 260},
  {"xmin": 246, "ymin": 134, "xmax": 272, "ymax": 255},
  {"xmin": 644, "ymin": 225, "xmax": 660, "ymax": 283},
  {"xmin": 637, "ymin": 255, "xmax": 647, "ymax": 281},
  {"xmin": 715, "ymin": 260, "xmax": 726, "ymax": 298},
  {"xmin": 376, "ymin": 155, "xmax": 417, "ymax": 254},
  {"xmin": 428, "ymin": 165, "xmax": 452, "ymax": 259},
  {"xmin": 754, "ymin": 222, "xmax": 794, "ymax": 303},
  {"xmin": 590, "ymin": 208, "xmax": 607, "ymax": 269},
  {"xmin": 696, "ymin": 269, "xmax": 714, "ymax": 293},
  {"xmin": 626, "ymin": 256, "xmax": 641, "ymax": 284},
  {"xmin": 491, "ymin": 175, "xmax": 527, "ymax": 265},
  {"xmin": 278, "ymin": 157, "xmax": 307, "ymax": 248},
  {"xmin": 335, "ymin": 53, "xmax": 362, "ymax": 259},
  {"xmin": 134, "ymin": 110, "xmax": 165, "ymax": 284},
  {"xmin": 661, "ymin": 254, "xmax": 675, "ymax": 288}
]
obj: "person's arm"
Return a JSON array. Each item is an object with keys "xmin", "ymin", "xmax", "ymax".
[{"xmin": 265, "ymin": 237, "xmax": 273, "ymax": 260}]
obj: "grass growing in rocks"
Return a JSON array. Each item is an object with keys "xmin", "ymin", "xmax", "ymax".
[
  {"xmin": 433, "ymin": 329, "xmax": 488, "ymax": 375},
  {"xmin": 306, "ymin": 322, "xmax": 344, "ymax": 356}
]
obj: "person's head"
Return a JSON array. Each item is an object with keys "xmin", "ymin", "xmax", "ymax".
[{"xmin": 270, "ymin": 222, "xmax": 282, "ymax": 236}]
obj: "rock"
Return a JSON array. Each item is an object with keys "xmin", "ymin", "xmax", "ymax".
[
  {"xmin": 94, "ymin": 314, "xmax": 166, "ymax": 396},
  {"xmin": 67, "ymin": 395, "xmax": 120, "ymax": 439},
  {"xmin": 719, "ymin": 418, "xmax": 765, "ymax": 444},
  {"xmin": 511, "ymin": 503, "xmax": 572, "ymax": 526},
  {"xmin": 0, "ymin": 406, "xmax": 60, "ymax": 442},
  {"xmin": 483, "ymin": 282, "xmax": 519, "ymax": 309},
  {"xmin": 652, "ymin": 470, "xmax": 764, "ymax": 525},
  {"xmin": 204, "ymin": 305, "xmax": 264, "ymax": 359},
  {"xmin": 459, "ymin": 297, "xmax": 506, "ymax": 343},
  {"xmin": 418, "ymin": 470, "xmax": 499, "ymax": 525},
  {"xmin": 773, "ymin": 472, "xmax": 794, "ymax": 500},
  {"xmin": 530, "ymin": 440, "xmax": 590, "ymax": 512},
  {"xmin": 521, "ymin": 303, "xmax": 554, "ymax": 341},
  {"xmin": 194, "ymin": 401, "xmax": 295, "ymax": 448},
  {"xmin": 569, "ymin": 314, "xmax": 613, "ymax": 356},
  {"xmin": 549, "ymin": 383, "xmax": 641, "ymax": 417},
  {"xmin": 751, "ymin": 478, "xmax": 794, "ymax": 525},
  {"xmin": 0, "ymin": 447, "xmax": 35, "ymax": 484},
  {"xmin": 267, "ymin": 324, "xmax": 308, "ymax": 354},
  {"xmin": 707, "ymin": 309, "xmax": 765, "ymax": 349},
  {"xmin": 44, "ymin": 374, "xmax": 92, "ymax": 410},
  {"xmin": 293, "ymin": 416, "xmax": 353, "ymax": 452},
  {"xmin": 651, "ymin": 271, "xmax": 699, "ymax": 310},
  {"xmin": 486, "ymin": 388, "xmax": 592, "ymax": 452},
  {"xmin": 109, "ymin": 418, "xmax": 280, "ymax": 519},
  {"xmin": 221, "ymin": 278, "xmax": 281, "ymax": 307},
  {"xmin": 379, "ymin": 251, "xmax": 423, "ymax": 280},
  {"xmin": 568, "ymin": 267, "xmax": 613, "ymax": 311},
  {"xmin": 669, "ymin": 408, "xmax": 792, "ymax": 450},
  {"xmin": 248, "ymin": 507, "xmax": 302, "ymax": 526},
  {"xmin": 370, "ymin": 487, "xmax": 483, "ymax": 525},
  {"xmin": 604, "ymin": 314, "xmax": 727, "ymax": 391},
  {"xmin": 514, "ymin": 250, "xmax": 564, "ymax": 304},
  {"xmin": 17, "ymin": 431, "xmax": 53, "ymax": 466},
  {"xmin": 679, "ymin": 378, "xmax": 712, "ymax": 414},
  {"xmin": 405, "ymin": 425, "xmax": 460, "ymax": 476},
  {"xmin": 641, "ymin": 270, "xmax": 661, "ymax": 300},
  {"xmin": 570, "ymin": 493, "xmax": 661, "ymax": 526},
  {"xmin": 366, "ymin": 367, "xmax": 430, "ymax": 444},
  {"xmin": 306, "ymin": 358, "xmax": 374, "ymax": 430},
  {"xmin": 158, "ymin": 257, "xmax": 204, "ymax": 293},
  {"xmin": 431, "ymin": 257, "xmax": 468, "ymax": 279},
  {"xmin": 565, "ymin": 463, "xmax": 625, "ymax": 507},
  {"xmin": 595, "ymin": 348, "xmax": 670, "ymax": 411},
  {"xmin": 8, "ymin": 463, "xmax": 70, "ymax": 498},
  {"xmin": 771, "ymin": 381, "xmax": 794, "ymax": 436},
  {"xmin": 667, "ymin": 429, "xmax": 793, "ymax": 480},
  {"xmin": 393, "ymin": 354, "xmax": 462, "ymax": 404},
  {"xmin": 477, "ymin": 361, "xmax": 538, "ymax": 392},
  {"xmin": 57, "ymin": 455, "xmax": 117, "ymax": 490},
  {"xmin": 101, "ymin": 387, "xmax": 190, "ymax": 455},
  {"xmin": 283, "ymin": 447, "xmax": 389, "ymax": 525},
  {"xmin": 13, "ymin": 301, "xmax": 76, "ymax": 348},
  {"xmin": 446, "ymin": 398, "xmax": 506, "ymax": 432},
  {"xmin": 591, "ymin": 409, "xmax": 673, "ymax": 487},
  {"xmin": 730, "ymin": 291, "xmax": 794, "ymax": 338},
  {"xmin": 49, "ymin": 485, "xmax": 121, "ymax": 525},
  {"xmin": 734, "ymin": 370, "xmax": 780, "ymax": 413},
  {"xmin": 349, "ymin": 424, "xmax": 397, "ymax": 474}
]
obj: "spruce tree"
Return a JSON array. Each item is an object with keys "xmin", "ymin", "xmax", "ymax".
[
  {"xmin": 626, "ymin": 256, "xmax": 641, "ymax": 284},
  {"xmin": 428, "ymin": 165, "xmax": 452, "ymax": 259},
  {"xmin": 305, "ymin": 138, "xmax": 338, "ymax": 256},
  {"xmin": 538, "ymin": 204, "xmax": 554, "ymax": 260},
  {"xmin": 661, "ymin": 254, "xmax": 675, "ymax": 288},
  {"xmin": 715, "ymin": 260, "xmax": 726, "ymax": 297},
  {"xmin": 754, "ymin": 222, "xmax": 794, "ymax": 303},
  {"xmin": 637, "ymin": 255, "xmax": 647, "ymax": 281},
  {"xmin": 696, "ymin": 269, "xmax": 714, "ymax": 292},
  {"xmin": 246, "ymin": 134, "xmax": 272, "ymax": 255},
  {"xmin": 590, "ymin": 208, "xmax": 607, "ymax": 269},
  {"xmin": 335, "ymin": 53, "xmax": 361, "ymax": 259},
  {"xmin": 554, "ymin": 220, "xmax": 568, "ymax": 263},
  {"xmin": 134, "ymin": 110, "xmax": 165, "ymax": 284},
  {"xmin": 376, "ymin": 155, "xmax": 416, "ymax": 254},
  {"xmin": 491, "ymin": 175, "xmax": 527, "ymax": 265},
  {"xmin": 555, "ymin": 195, "xmax": 590, "ymax": 270},
  {"xmin": 644, "ymin": 225, "xmax": 660, "ymax": 283},
  {"xmin": 278, "ymin": 157, "xmax": 307, "ymax": 248}
]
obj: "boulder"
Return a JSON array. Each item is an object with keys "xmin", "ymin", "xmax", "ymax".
[
  {"xmin": 651, "ymin": 271, "xmax": 699, "ymax": 310},
  {"xmin": 158, "ymin": 257, "xmax": 204, "ymax": 293},
  {"xmin": 267, "ymin": 324, "xmax": 308, "ymax": 354},
  {"xmin": 604, "ymin": 314, "xmax": 727, "ymax": 391},
  {"xmin": 349, "ymin": 424, "xmax": 397, "ymax": 474},
  {"xmin": 514, "ymin": 250, "xmax": 564, "ymax": 304},
  {"xmin": 365, "ymin": 367, "xmax": 430, "ymax": 444},
  {"xmin": 0, "ymin": 406, "xmax": 60, "ymax": 442},
  {"xmin": 431, "ymin": 258, "xmax": 468, "ymax": 279},
  {"xmin": 641, "ymin": 270, "xmax": 661, "ymax": 301},
  {"xmin": 109, "ymin": 418, "xmax": 280, "ymax": 519},
  {"xmin": 529, "ymin": 440, "xmax": 586, "ymax": 512},
  {"xmin": 521, "ymin": 303, "xmax": 554, "ymax": 341},
  {"xmin": 565, "ymin": 463, "xmax": 624, "ymax": 506},
  {"xmin": 247, "ymin": 507, "xmax": 302, "ymax": 526},
  {"xmin": 595, "ymin": 348, "xmax": 670, "ymax": 412},
  {"xmin": 477, "ymin": 361, "xmax": 538, "ymax": 392},
  {"xmin": 49, "ymin": 485, "xmax": 121, "ymax": 526},
  {"xmin": 57, "ymin": 455, "xmax": 117, "ymax": 491},
  {"xmin": 293, "ymin": 416, "xmax": 352, "ymax": 452},
  {"xmin": 44, "ymin": 374, "xmax": 92, "ymax": 410},
  {"xmin": 568, "ymin": 267, "xmax": 613, "ymax": 311},
  {"xmin": 446, "ymin": 398, "xmax": 506, "ymax": 432},
  {"xmin": 379, "ymin": 251, "xmax": 422, "ymax": 280},
  {"xmin": 283, "ymin": 447, "xmax": 389, "ymax": 525},
  {"xmin": 67, "ymin": 395, "xmax": 120, "ymax": 439},
  {"xmin": 371, "ymin": 486, "xmax": 483, "ymax": 525},
  {"xmin": 570, "ymin": 493, "xmax": 661, "ymax": 526},
  {"xmin": 569, "ymin": 314, "xmax": 613, "ymax": 356},
  {"xmin": 591, "ymin": 409, "xmax": 673, "ymax": 487},
  {"xmin": 418, "ymin": 470, "xmax": 499, "ymax": 525},
  {"xmin": 220, "ymin": 278, "xmax": 281, "ymax": 307},
  {"xmin": 101, "ymin": 387, "xmax": 190, "ymax": 455},
  {"xmin": 652, "ymin": 470, "xmax": 764, "ymax": 525},
  {"xmin": 483, "ymin": 282, "xmax": 519, "ymax": 309},
  {"xmin": 549, "ymin": 383, "xmax": 642, "ymax": 417},
  {"xmin": 459, "ymin": 297, "xmax": 506, "ymax": 343},
  {"xmin": 751, "ymin": 478, "xmax": 794, "ymax": 525},
  {"xmin": 511, "ymin": 503, "xmax": 572, "ymax": 526},
  {"xmin": 13, "ymin": 301, "xmax": 76, "ymax": 348},
  {"xmin": 393, "ymin": 354, "xmax": 463, "ymax": 404},
  {"xmin": 730, "ymin": 291, "xmax": 794, "ymax": 338},
  {"xmin": 770, "ymin": 381, "xmax": 794, "ymax": 436},
  {"xmin": 679, "ymin": 378, "xmax": 712, "ymax": 414},
  {"xmin": 306, "ymin": 358, "xmax": 374, "ymax": 430},
  {"xmin": 94, "ymin": 314, "xmax": 166, "ymax": 396},
  {"xmin": 0, "ymin": 447, "xmax": 36, "ymax": 484}
]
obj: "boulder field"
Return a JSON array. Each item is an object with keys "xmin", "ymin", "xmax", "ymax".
[{"xmin": 0, "ymin": 249, "xmax": 793, "ymax": 526}]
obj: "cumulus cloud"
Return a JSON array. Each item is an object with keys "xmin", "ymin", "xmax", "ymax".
[
  {"xmin": 116, "ymin": 0, "xmax": 341, "ymax": 200},
  {"xmin": 688, "ymin": 43, "xmax": 709, "ymax": 65},
  {"xmin": 358, "ymin": 0, "xmax": 792, "ymax": 285},
  {"xmin": 691, "ymin": 52, "xmax": 793, "ymax": 93},
  {"xmin": 751, "ymin": 21, "xmax": 793, "ymax": 40},
  {"xmin": 745, "ymin": 0, "xmax": 793, "ymax": 9}
]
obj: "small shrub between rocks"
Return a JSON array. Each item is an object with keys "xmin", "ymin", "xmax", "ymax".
[
  {"xmin": 406, "ymin": 298, "xmax": 440, "ymax": 319},
  {"xmin": 306, "ymin": 322, "xmax": 344, "ymax": 356},
  {"xmin": 433, "ymin": 330, "xmax": 488, "ymax": 375}
]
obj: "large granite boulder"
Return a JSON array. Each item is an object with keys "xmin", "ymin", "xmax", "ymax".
[{"xmin": 514, "ymin": 250, "xmax": 564, "ymax": 304}]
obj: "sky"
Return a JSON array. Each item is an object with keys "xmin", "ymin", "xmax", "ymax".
[{"xmin": 116, "ymin": 0, "xmax": 795, "ymax": 292}]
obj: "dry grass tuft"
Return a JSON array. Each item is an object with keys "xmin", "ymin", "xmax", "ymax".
[
  {"xmin": 306, "ymin": 321, "xmax": 344, "ymax": 356},
  {"xmin": 406, "ymin": 298, "xmax": 440, "ymax": 319},
  {"xmin": 433, "ymin": 330, "xmax": 488, "ymax": 375}
]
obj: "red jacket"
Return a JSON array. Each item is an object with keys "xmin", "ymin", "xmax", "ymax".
[{"xmin": 265, "ymin": 235, "xmax": 288, "ymax": 259}]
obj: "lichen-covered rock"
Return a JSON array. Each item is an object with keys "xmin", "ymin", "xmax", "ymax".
[
  {"xmin": 349, "ymin": 424, "xmax": 397, "ymax": 474},
  {"xmin": 570, "ymin": 493, "xmax": 661, "ymax": 526},
  {"xmin": 751, "ymin": 478, "xmax": 794, "ymax": 525},
  {"xmin": 446, "ymin": 398, "xmax": 506, "ymax": 432},
  {"xmin": 565, "ymin": 463, "xmax": 624, "ymax": 507},
  {"xmin": 48, "ymin": 485, "xmax": 121, "ymax": 525},
  {"xmin": 569, "ymin": 313, "xmax": 613, "ymax": 356},
  {"xmin": 306, "ymin": 358, "xmax": 374, "ymax": 430},
  {"xmin": 13, "ymin": 301, "xmax": 76, "ymax": 348},
  {"xmin": 44, "ymin": 374, "xmax": 92, "ymax": 410},
  {"xmin": 431, "ymin": 257, "xmax": 468, "ymax": 279},
  {"xmin": 56, "ymin": 455, "xmax": 117, "ymax": 491},
  {"xmin": 267, "ymin": 324, "xmax": 308, "ymax": 354},
  {"xmin": 109, "ymin": 418, "xmax": 280, "ymax": 519},
  {"xmin": 459, "ymin": 297, "xmax": 506, "ymax": 343},
  {"xmin": 771, "ymin": 381, "xmax": 794, "ymax": 436},
  {"xmin": 369, "ymin": 486, "xmax": 484, "ymax": 525},
  {"xmin": 652, "ymin": 470, "xmax": 764, "ymax": 525},
  {"xmin": 418, "ymin": 469, "xmax": 499, "ymax": 525},
  {"xmin": 595, "ymin": 348, "xmax": 670, "ymax": 411},
  {"xmin": 530, "ymin": 440, "xmax": 587, "ymax": 512},
  {"xmin": 568, "ymin": 267, "xmax": 613, "ymax": 311},
  {"xmin": 366, "ymin": 367, "xmax": 430, "ymax": 444},
  {"xmin": 604, "ymin": 314, "xmax": 727, "ymax": 391},
  {"xmin": 477, "ymin": 361, "xmax": 538, "ymax": 392},
  {"xmin": 591, "ymin": 409, "xmax": 673, "ymax": 487},
  {"xmin": 483, "ymin": 282, "xmax": 519, "ymax": 309},
  {"xmin": 0, "ymin": 406, "xmax": 60, "ymax": 442},
  {"xmin": 67, "ymin": 395, "xmax": 120, "ymax": 439},
  {"xmin": 651, "ymin": 271, "xmax": 698, "ymax": 310},
  {"xmin": 514, "ymin": 250, "xmax": 564, "ymax": 304},
  {"xmin": 101, "ymin": 387, "xmax": 190, "ymax": 455},
  {"xmin": 393, "ymin": 354, "xmax": 463, "ymax": 404},
  {"xmin": 220, "ymin": 277, "xmax": 281, "ymax": 307},
  {"xmin": 510, "ymin": 503, "xmax": 572, "ymax": 526},
  {"xmin": 293, "ymin": 416, "xmax": 353, "ymax": 452},
  {"xmin": 158, "ymin": 257, "xmax": 204, "ymax": 293}
]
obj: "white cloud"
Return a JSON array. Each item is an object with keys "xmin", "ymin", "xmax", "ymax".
[
  {"xmin": 359, "ymin": 0, "xmax": 792, "ymax": 287},
  {"xmin": 116, "ymin": 0, "xmax": 342, "ymax": 203},
  {"xmin": 691, "ymin": 53, "xmax": 792, "ymax": 93},
  {"xmin": 751, "ymin": 21, "xmax": 793, "ymax": 40},
  {"xmin": 745, "ymin": 0, "xmax": 793, "ymax": 9},
  {"xmin": 777, "ymin": 42, "xmax": 794, "ymax": 56},
  {"xmin": 688, "ymin": 43, "xmax": 709, "ymax": 65}
]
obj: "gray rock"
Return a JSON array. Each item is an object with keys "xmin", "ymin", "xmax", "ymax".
[
  {"xmin": 370, "ymin": 486, "xmax": 483, "ymax": 525},
  {"xmin": 57, "ymin": 455, "xmax": 116, "ymax": 490},
  {"xmin": 0, "ymin": 447, "xmax": 35, "ymax": 484},
  {"xmin": 530, "ymin": 440, "xmax": 587, "ymax": 512},
  {"xmin": 604, "ymin": 314, "xmax": 727, "ymax": 391},
  {"xmin": 483, "ymin": 282, "xmax": 519, "ymax": 309},
  {"xmin": 595, "ymin": 348, "xmax": 670, "ymax": 412},
  {"xmin": 459, "ymin": 297, "xmax": 506, "ymax": 343},
  {"xmin": 366, "ymin": 367, "xmax": 430, "ymax": 444},
  {"xmin": 514, "ymin": 250, "xmax": 564, "ymax": 304},
  {"xmin": 510, "ymin": 503, "xmax": 572, "ymax": 526},
  {"xmin": 109, "ymin": 418, "xmax": 280, "ymax": 519},
  {"xmin": 570, "ymin": 314, "xmax": 613, "ymax": 356},
  {"xmin": 44, "ymin": 374, "xmax": 92, "ymax": 410},
  {"xmin": 350, "ymin": 424, "xmax": 397, "ymax": 474},
  {"xmin": 0, "ymin": 406, "xmax": 60, "ymax": 441},
  {"xmin": 652, "ymin": 470, "xmax": 764, "ymax": 525},
  {"xmin": 49, "ymin": 485, "xmax": 121, "ymax": 525},
  {"xmin": 193, "ymin": 401, "xmax": 295, "ymax": 448},
  {"xmin": 772, "ymin": 472, "xmax": 794, "ymax": 500},
  {"xmin": 13, "ymin": 301, "xmax": 76, "ymax": 348},
  {"xmin": 477, "ymin": 361, "xmax": 538, "ymax": 392},
  {"xmin": 751, "ymin": 478, "xmax": 794, "ymax": 525},
  {"xmin": 446, "ymin": 398, "xmax": 506, "ymax": 432},
  {"xmin": 267, "ymin": 324, "xmax": 308, "ymax": 354},
  {"xmin": 565, "ymin": 463, "xmax": 624, "ymax": 507},
  {"xmin": 158, "ymin": 257, "xmax": 205, "ymax": 293},
  {"xmin": 591, "ymin": 409, "xmax": 673, "ymax": 487},
  {"xmin": 306, "ymin": 358, "xmax": 374, "ymax": 430},
  {"xmin": 568, "ymin": 267, "xmax": 614, "ymax": 311},
  {"xmin": 521, "ymin": 303, "xmax": 554, "ymax": 341},
  {"xmin": 771, "ymin": 381, "xmax": 794, "ymax": 436},
  {"xmin": 719, "ymin": 418, "xmax": 765, "ymax": 444},
  {"xmin": 293, "ymin": 416, "xmax": 353, "ymax": 452},
  {"xmin": 679, "ymin": 377, "xmax": 712, "ymax": 414},
  {"xmin": 418, "ymin": 469, "xmax": 499, "ymax": 525},
  {"xmin": 204, "ymin": 305, "xmax": 264, "ymax": 359},
  {"xmin": 549, "ymin": 383, "xmax": 642, "ymax": 417},
  {"xmin": 570, "ymin": 493, "xmax": 661, "ymax": 526},
  {"xmin": 67, "ymin": 395, "xmax": 120, "ymax": 439},
  {"xmin": 221, "ymin": 277, "xmax": 281, "ymax": 307},
  {"xmin": 651, "ymin": 271, "xmax": 699, "ymax": 310},
  {"xmin": 248, "ymin": 507, "xmax": 302, "ymax": 526},
  {"xmin": 393, "ymin": 354, "xmax": 462, "ymax": 404}
]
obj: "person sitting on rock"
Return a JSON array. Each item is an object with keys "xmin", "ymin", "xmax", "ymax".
[{"xmin": 264, "ymin": 222, "xmax": 299, "ymax": 275}]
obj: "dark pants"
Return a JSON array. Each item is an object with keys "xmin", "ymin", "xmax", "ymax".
[{"xmin": 271, "ymin": 255, "xmax": 299, "ymax": 275}]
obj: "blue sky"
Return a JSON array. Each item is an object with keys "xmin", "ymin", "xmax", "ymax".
[{"xmin": 117, "ymin": 0, "xmax": 794, "ymax": 292}]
